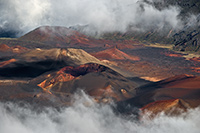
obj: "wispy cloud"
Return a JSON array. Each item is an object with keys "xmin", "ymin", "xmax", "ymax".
[
  {"xmin": 0, "ymin": 0, "xmax": 188, "ymax": 36},
  {"xmin": 0, "ymin": 92, "xmax": 199, "ymax": 133}
]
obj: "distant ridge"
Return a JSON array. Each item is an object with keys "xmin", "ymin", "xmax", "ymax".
[{"xmin": 19, "ymin": 26, "xmax": 95, "ymax": 47}]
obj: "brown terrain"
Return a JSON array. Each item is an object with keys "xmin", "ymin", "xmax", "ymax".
[
  {"xmin": 123, "ymin": 74, "xmax": 200, "ymax": 116},
  {"xmin": 140, "ymin": 99, "xmax": 191, "ymax": 118},
  {"xmin": 37, "ymin": 63, "xmax": 137, "ymax": 103},
  {"xmin": 91, "ymin": 47, "xmax": 140, "ymax": 61},
  {"xmin": 0, "ymin": 44, "xmax": 28, "ymax": 53},
  {"xmin": 0, "ymin": 26, "xmax": 200, "ymax": 117}
]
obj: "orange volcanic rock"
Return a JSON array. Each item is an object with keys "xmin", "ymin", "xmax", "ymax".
[
  {"xmin": 104, "ymin": 44, "xmax": 112, "ymax": 48},
  {"xmin": 37, "ymin": 63, "xmax": 137, "ymax": 102},
  {"xmin": 141, "ymin": 99, "xmax": 190, "ymax": 116},
  {"xmin": 11, "ymin": 45, "xmax": 29, "ymax": 53},
  {"xmin": 140, "ymin": 77, "xmax": 161, "ymax": 82},
  {"xmin": 0, "ymin": 59, "xmax": 16, "ymax": 67},
  {"xmin": 162, "ymin": 51, "xmax": 183, "ymax": 57},
  {"xmin": 191, "ymin": 67, "xmax": 200, "ymax": 73},
  {"xmin": 189, "ymin": 57, "xmax": 200, "ymax": 62},
  {"xmin": 92, "ymin": 47, "xmax": 140, "ymax": 61},
  {"xmin": 38, "ymin": 72, "xmax": 75, "ymax": 93},
  {"xmin": 37, "ymin": 63, "xmax": 109, "ymax": 92},
  {"xmin": 0, "ymin": 44, "xmax": 11, "ymax": 51},
  {"xmin": 0, "ymin": 44, "xmax": 28, "ymax": 53}
]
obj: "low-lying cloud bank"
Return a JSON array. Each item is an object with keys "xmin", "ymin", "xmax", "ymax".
[
  {"xmin": 0, "ymin": 0, "xmax": 185, "ymax": 37},
  {"xmin": 0, "ymin": 93, "xmax": 200, "ymax": 133}
]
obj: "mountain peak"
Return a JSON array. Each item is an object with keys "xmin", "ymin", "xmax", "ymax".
[{"xmin": 19, "ymin": 26, "xmax": 89, "ymax": 47}]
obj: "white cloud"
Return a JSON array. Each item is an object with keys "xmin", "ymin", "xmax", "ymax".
[
  {"xmin": 0, "ymin": 0, "xmax": 183, "ymax": 36},
  {"xmin": 0, "ymin": 92, "xmax": 200, "ymax": 133}
]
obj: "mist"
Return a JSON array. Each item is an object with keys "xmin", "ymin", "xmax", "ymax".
[
  {"xmin": 0, "ymin": 0, "xmax": 183, "ymax": 37},
  {"xmin": 0, "ymin": 92, "xmax": 200, "ymax": 133}
]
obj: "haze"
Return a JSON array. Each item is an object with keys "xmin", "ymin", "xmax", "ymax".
[{"xmin": 0, "ymin": 0, "xmax": 181, "ymax": 36}]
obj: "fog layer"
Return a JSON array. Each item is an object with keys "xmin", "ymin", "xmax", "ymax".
[
  {"xmin": 0, "ymin": 0, "xmax": 182, "ymax": 36},
  {"xmin": 0, "ymin": 93, "xmax": 200, "ymax": 133}
]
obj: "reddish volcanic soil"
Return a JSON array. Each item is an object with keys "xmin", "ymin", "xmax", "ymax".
[
  {"xmin": 18, "ymin": 26, "xmax": 99, "ymax": 48},
  {"xmin": 162, "ymin": 51, "xmax": 184, "ymax": 57},
  {"xmin": 0, "ymin": 44, "xmax": 10, "ymax": 51},
  {"xmin": 191, "ymin": 67, "xmax": 200, "ymax": 73},
  {"xmin": 20, "ymin": 26, "xmax": 88, "ymax": 43},
  {"xmin": 0, "ymin": 59, "xmax": 16, "ymax": 67},
  {"xmin": 36, "ymin": 63, "xmax": 137, "ymax": 103},
  {"xmin": 92, "ymin": 46, "xmax": 200, "ymax": 81},
  {"xmin": 0, "ymin": 26, "xmax": 200, "ymax": 115},
  {"xmin": 159, "ymin": 75, "xmax": 200, "ymax": 89},
  {"xmin": 0, "ymin": 44, "xmax": 28, "ymax": 53},
  {"xmin": 140, "ymin": 99, "xmax": 190, "ymax": 117},
  {"xmin": 189, "ymin": 57, "xmax": 200, "ymax": 62},
  {"xmin": 6, "ymin": 26, "xmax": 196, "ymax": 83},
  {"xmin": 91, "ymin": 47, "xmax": 140, "ymax": 61},
  {"xmin": 37, "ymin": 63, "xmax": 107, "ymax": 92},
  {"xmin": 16, "ymin": 26, "xmax": 143, "ymax": 51},
  {"xmin": 126, "ymin": 74, "xmax": 200, "ymax": 109},
  {"xmin": 11, "ymin": 45, "xmax": 29, "ymax": 53}
]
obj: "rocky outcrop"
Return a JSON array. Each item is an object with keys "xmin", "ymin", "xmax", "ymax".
[
  {"xmin": 173, "ymin": 28, "xmax": 200, "ymax": 52},
  {"xmin": 144, "ymin": 0, "xmax": 200, "ymax": 52}
]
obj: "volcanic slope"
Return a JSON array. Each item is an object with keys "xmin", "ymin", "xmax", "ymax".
[
  {"xmin": 91, "ymin": 47, "xmax": 140, "ymax": 61},
  {"xmin": 16, "ymin": 26, "xmax": 143, "ymax": 52},
  {"xmin": 0, "ymin": 47, "xmax": 142, "ymax": 106},
  {"xmin": 0, "ymin": 47, "xmax": 135, "ymax": 78},
  {"xmin": 0, "ymin": 63, "xmax": 139, "ymax": 107},
  {"xmin": 125, "ymin": 74, "xmax": 200, "ymax": 110},
  {"xmin": 34, "ymin": 63, "xmax": 138, "ymax": 103},
  {"xmin": 140, "ymin": 99, "xmax": 191, "ymax": 117},
  {"xmin": 0, "ymin": 38, "xmax": 49, "ymax": 49},
  {"xmin": 0, "ymin": 44, "xmax": 28, "ymax": 53},
  {"xmin": 19, "ymin": 26, "xmax": 97, "ymax": 48},
  {"xmin": 0, "ymin": 48, "xmax": 100, "ymax": 78}
]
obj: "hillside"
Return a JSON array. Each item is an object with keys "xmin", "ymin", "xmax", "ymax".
[
  {"xmin": 0, "ymin": 25, "xmax": 200, "ymax": 116},
  {"xmin": 125, "ymin": 74, "xmax": 200, "ymax": 109},
  {"xmin": 0, "ymin": 48, "xmax": 140, "ymax": 106},
  {"xmin": 92, "ymin": 47, "xmax": 140, "ymax": 61}
]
